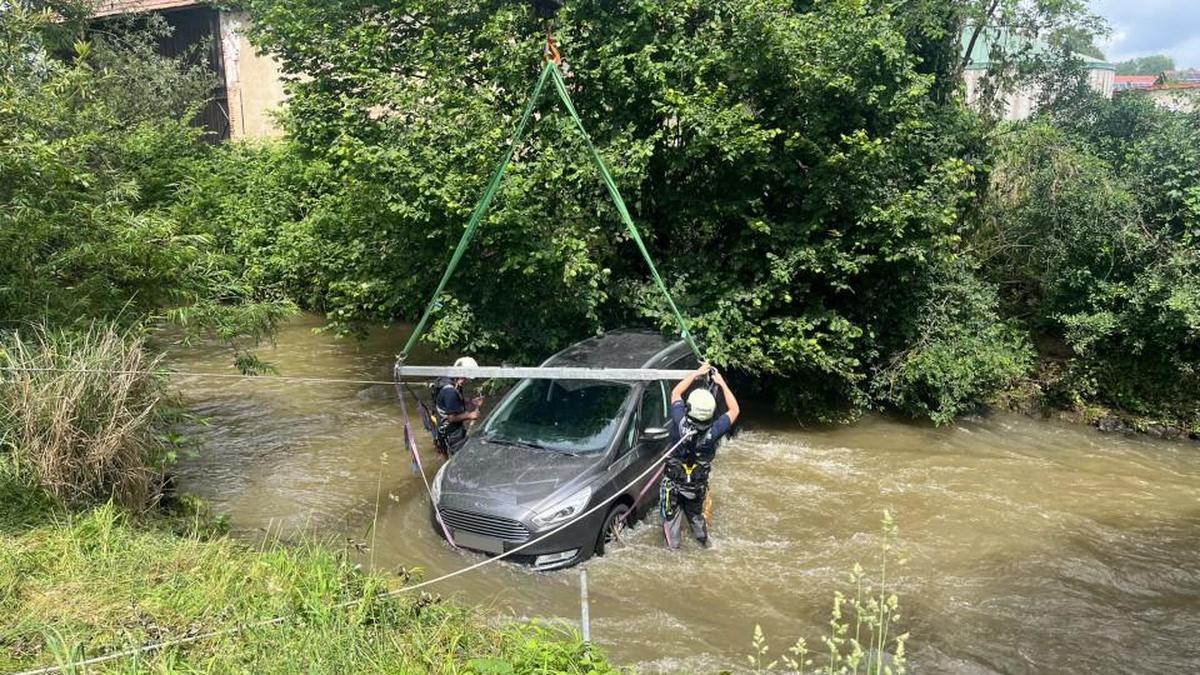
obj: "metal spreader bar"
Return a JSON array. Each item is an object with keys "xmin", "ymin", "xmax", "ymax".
[{"xmin": 395, "ymin": 365, "xmax": 695, "ymax": 381}]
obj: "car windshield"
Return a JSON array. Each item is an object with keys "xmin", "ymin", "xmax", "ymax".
[{"xmin": 481, "ymin": 379, "xmax": 631, "ymax": 455}]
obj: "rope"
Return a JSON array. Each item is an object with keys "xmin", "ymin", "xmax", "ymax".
[
  {"xmin": 0, "ymin": 366, "xmax": 398, "ymax": 386},
  {"xmin": 15, "ymin": 620, "xmax": 287, "ymax": 675},
  {"xmin": 394, "ymin": 371, "xmax": 458, "ymax": 548},
  {"xmin": 15, "ymin": 432, "xmax": 693, "ymax": 675},
  {"xmin": 398, "ymin": 59, "xmax": 703, "ymax": 363},
  {"xmin": 627, "ymin": 463, "xmax": 666, "ymax": 523}
]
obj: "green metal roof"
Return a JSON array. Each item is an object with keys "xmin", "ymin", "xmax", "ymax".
[{"xmin": 961, "ymin": 28, "xmax": 1116, "ymax": 72}]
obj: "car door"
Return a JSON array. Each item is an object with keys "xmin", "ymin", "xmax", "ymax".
[{"xmin": 616, "ymin": 382, "xmax": 670, "ymax": 511}]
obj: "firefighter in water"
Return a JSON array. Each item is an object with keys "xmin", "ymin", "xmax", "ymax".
[
  {"xmin": 660, "ymin": 363, "xmax": 740, "ymax": 548},
  {"xmin": 431, "ymin": 356, "xmax": 484, "ymax": 455}
]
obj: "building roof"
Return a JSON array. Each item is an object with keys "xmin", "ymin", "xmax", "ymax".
[
  {"xmin": 1114, "ymin": 75, "xmax": 1159, "ymax": 91},
  {"xmin": 92, "ymin": 0, "xmax": 201, "ymax": 17},
  {"xmin": 962, "ymin": 28, "xmax": 1115, "ymax": 72},
  {"xmin": 1151, "ymin": 82, "xmax": 1200, "ymax": 92},
  {"xmin": 1114, "ymin": 76, "xmax": 1200, "ymax": 97}
]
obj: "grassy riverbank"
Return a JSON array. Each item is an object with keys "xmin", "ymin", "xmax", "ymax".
[
  {"xmin": 0, "ymin": 484, "xmax": 614, "ymax": 674},
  {"xmin": 0, "ymin": 326, "xmax": 614, "ymax": 673}
]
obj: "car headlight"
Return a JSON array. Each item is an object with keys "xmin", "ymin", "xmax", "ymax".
[
  {"xmin": 531, "ymin": 486, "xmax": 592, "ymax": 529},
  {"xmin": 430, "ymin": 464, "xmax": 446, "ymax": 505}
]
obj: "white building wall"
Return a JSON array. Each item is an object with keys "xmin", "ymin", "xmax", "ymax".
[
  {"xmin": 964, "ymin": 66, "xmax": 1115, "ymax": 121},
  {"xmin": 219, "ymin": 11, "xmax": 288, "ymax": 139}
]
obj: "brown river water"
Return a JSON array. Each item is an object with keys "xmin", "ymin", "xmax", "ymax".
[{"xmin": 168, "ymin": 315, "xmax": 1200, "ymax": 674}]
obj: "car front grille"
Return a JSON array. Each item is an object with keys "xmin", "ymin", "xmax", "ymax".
[{"xmin": 440, "ymin": 508, "xmax": 530, "ymax": 542}]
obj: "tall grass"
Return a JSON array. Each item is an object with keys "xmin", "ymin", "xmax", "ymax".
[
  {"xmin": 0, "ymin": 503, "xmax": 616, "ymax": 673},
  {"xmin": 0, "ymin": 325, "xmax": 174, "ymax": 509}
]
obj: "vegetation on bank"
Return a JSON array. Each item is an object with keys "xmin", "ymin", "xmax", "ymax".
[
  {"xmin": 228, "ymin": 0, "xmax": 1198, "ymax": 431},
  {"xmin": 0, "ymin": 326, "xmax": 614, "ymax": 673},
  {"xmin": 3, "ymin": 0, "xmax": 1196, "ymax": 431},
  {"xmin": 979, "ymin": 95, "xmax": 1200, "ymax": 436},
  {"xmin": 241, "ymin": 0, "xmax": 1008, "ymax": 423},
  {"xmin": 0, "ymin": 4, "xmax": 293, "ymax": 365},
  {"xmin": 0, "ymin": 497, "xmax": 614, "ymax": 674},
  {"xmin": 0, "ymin": 325, "xmax": 177, "ymax": 509}
]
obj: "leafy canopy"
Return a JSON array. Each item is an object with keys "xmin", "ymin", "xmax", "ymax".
[
  {"xmin": 1115, "ymin": 55, "xmax": 1175, "ymax": 77},
  {"xmin": 0, "ymin": 5, "xmax": 293, "ymax": 360},
  {"xmin": 241, "ymin": 0, "xmax": 1024, "ymax": 420}
]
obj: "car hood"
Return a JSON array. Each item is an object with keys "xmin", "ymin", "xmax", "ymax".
[{"xmin": 440, "ymin": 438, "xmax": 603, "ymax": 514}]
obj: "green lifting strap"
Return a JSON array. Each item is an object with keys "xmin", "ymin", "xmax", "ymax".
[{"xmin": 399, "ymin": 60, "xmax": 702, "ymax": 362}]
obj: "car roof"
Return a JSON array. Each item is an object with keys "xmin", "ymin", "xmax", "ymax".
[{"xmin": 541, "ymin": 330, "xmax": 689, "ymax": 370}]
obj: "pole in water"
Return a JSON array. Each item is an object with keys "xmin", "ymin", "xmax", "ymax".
[{"xmin": 580, "ymin": 567, "xmax": 591, "ymax": 643}]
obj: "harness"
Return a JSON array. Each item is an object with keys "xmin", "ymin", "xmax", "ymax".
[
  {"xmin": 667, "ymin": 417, "xmax": 718, "ymax": 487},
  {"xmin": 429, "ymin": 377, "xmax": 463, "ymax": 452}
]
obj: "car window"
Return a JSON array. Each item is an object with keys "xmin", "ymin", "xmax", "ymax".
[
  {"xmin": 481, "ymin": 379, "xmax": 631, "ymax": 455},
  {"xmin": 640, "ymin": 382, "xmax": 667, "ymax": 429},
  {"xmin": 616, "ymin": 411, "xmax": 638, "ymax": 459}
]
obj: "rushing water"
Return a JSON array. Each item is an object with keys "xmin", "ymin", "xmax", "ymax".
[{"xmin": 169, "ymin": 315, "xmax": 1200, "ymax": 674}]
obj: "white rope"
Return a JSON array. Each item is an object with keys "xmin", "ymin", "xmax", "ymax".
[
  {"xmin": 0, "ymin": 366, "xmax": 398, "ymax": 386},
  {"xmin": 1, "ymin": 365, "xmax": 695, "ymax": 384},
  {"xmin": 15, "ymin": 434, "xmax": 692, "ymax": 675}
]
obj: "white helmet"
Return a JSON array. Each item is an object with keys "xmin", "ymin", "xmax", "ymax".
[
  {"xmin": 686, "ymin": 389, "xmax": 717, "ymax": 422},
  {"xmin": 453, "ymin": 356, "xmax": 479, "ymax": 370}
]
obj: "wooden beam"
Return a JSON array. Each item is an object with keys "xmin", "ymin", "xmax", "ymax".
[{"xmin": 395, "ymin": 366, "xmax": 695, "ymax": 381}]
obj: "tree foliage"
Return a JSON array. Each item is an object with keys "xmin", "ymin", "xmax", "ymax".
[
  {"xmin": 955, "ymin": 0, "xmax": 1108, "ymax": 123},
  {"xmin": 236, "ymin": 0, "xmax": 1031, "ymax": 420},
  {"xmin": 978, "ymin": 96, "xmax": 1200, "ymax": 426},
  {"xmin": 0, "ymin": 5, "xmax": 293, "ymax": 355},
  {"xmin": 9, "ymin": 0, "xmax": 1191, "ymax": 427},
  {"xmin": 1115, "ymin": 55, "xmax": 1175, "ymax": 77}
]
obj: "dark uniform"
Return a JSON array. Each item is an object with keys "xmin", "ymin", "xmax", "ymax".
[
  {"xmin": 660, "ymin": 399, "xmax": 732, "ymax": 548},
  {"xmin": 433, "ymin": 377, "xmax": 471, "ymax": 455}
]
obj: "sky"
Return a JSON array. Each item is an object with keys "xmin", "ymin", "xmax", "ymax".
[{"xmin": 1093, "ymin": 0, "xmax": 1200, "ymax": 68}]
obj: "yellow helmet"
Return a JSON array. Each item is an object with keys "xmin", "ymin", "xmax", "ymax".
[{"xmin": 686, "ymin": 389, "xmax": 717, "ymax": 422}]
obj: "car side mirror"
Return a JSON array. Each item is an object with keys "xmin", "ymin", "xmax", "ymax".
[{"xmin": 641, "ymin": 426, "xmax": 669, "ymax": 442}]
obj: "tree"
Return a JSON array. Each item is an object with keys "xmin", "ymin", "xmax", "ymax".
[
  {"xmin": 1115, "ymin": 54, "xmax": 1175, "ymax": 76},
  {"xmin": 955, "ymin": 0, "xmax": 1108, "ymax": 121},
  {"xmin": 0, "ymin": 4, "xmax": 292, "ymax": 359},
  {"xmin": 240, "ymin": 0, "xmax": 1022, "ymax": 420},
  {"xmin": 976, "ymin": 98, "xmax": 1200, "ymax": 427},
  {"xmin": 957, "ymin": 0, "xmax": 1104, "ymax": 74}
]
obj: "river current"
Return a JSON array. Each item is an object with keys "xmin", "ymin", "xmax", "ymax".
[{"xmin": 169, "ymin": 315, "xmax": 1200, "ymax": 673}]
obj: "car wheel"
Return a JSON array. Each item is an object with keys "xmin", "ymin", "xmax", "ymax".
[{"xmin": 595, "ymin": 503, "xmax": 631, "ymax": 556}]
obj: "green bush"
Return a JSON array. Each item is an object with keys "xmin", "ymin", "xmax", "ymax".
[
  {"xmin": 977, "ymin": 108, "xmax": 1200, "ymax": 427},
  {"xmin": 232, "ymin": 0, "xmax": 990, "ymax": 421},
  {"xmin": 171, "ymin": 141, "xmax": 340, "ymax": 312},
  {"xmin": 0, "ymin": 5, "xmax": 293, "ymax": 349},
  {"xmin": 873, "ymin": 261, "xmax": 1033, "ymax": 425}
]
